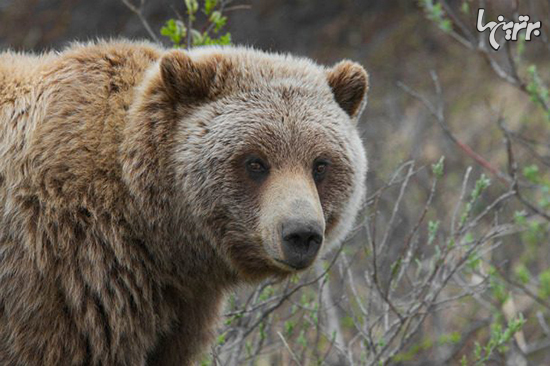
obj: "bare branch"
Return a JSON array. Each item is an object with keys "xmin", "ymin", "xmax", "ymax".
[{"xmin": 120, "ymin": 0, "xmax": 161, "ymax": 43}]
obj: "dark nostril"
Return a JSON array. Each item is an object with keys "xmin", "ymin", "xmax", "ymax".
[{"xmin": 284, "ymin": 231, "xmax": 322, "ymax": 249}]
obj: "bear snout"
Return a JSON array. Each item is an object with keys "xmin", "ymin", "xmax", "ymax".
[{"xmin": 280, "ymin": 219, "xmax": 324, "ymax": 270}]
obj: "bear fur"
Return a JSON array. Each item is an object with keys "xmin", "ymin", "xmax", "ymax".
[{"xmin": 0, "ymin": 40, "xmax": 369, "ymax": 365}]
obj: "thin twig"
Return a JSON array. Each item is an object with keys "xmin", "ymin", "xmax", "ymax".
[{"xmin": 120, "ymin": 0, "xmax": 161, "ymax": 43}]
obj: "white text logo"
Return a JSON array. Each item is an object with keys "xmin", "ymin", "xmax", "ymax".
[{"xmin": 476, "ymin": 8, "xmax": 541, "ymax": 51}]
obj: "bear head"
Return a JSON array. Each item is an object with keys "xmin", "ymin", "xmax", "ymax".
[{"xmin": 123, "ymin": 47, "xmax": 368, "ymax": 282}]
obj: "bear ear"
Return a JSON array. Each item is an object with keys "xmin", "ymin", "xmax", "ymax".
[
  {"xmin": 160, "ymin": 50, "xmax": 226, "ymax": 102},
  {"xmin": 326, "ymin": 60, "xmax": 369, "ymax": 120}
]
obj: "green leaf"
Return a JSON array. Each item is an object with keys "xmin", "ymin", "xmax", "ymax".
[
  {"xmin": 526, "ymin": 65, "xmax": 550, "ymax": 120},
  {"xmin": 439, "ymin": 332, "xmax": 461, "ymax": 345},
  {"xmin": 297, "ymin": 329, "xmax": 307, "ymax": 347},
  {"xmin": 258, "ymin": 285, "xmax": 274, "ymax": 301},
  {"xmin": 523, "ymin": 164, "xmax": 540, "ymax": 183},
  {"xmin": 440, "ymin": 19, "xmax": 452, "ymax": 33},
  {"xmin": 160, "ymin": 19, "xmax": 186, "ymax": 46},
  {"xmin": 204, "ymin": 0, "xmax": 218, "ymax": 15},
  {"xmin": 431, "ymin": 156, "xmax": 445, "ymax": 178},
  {"xmin": 185, "ymin": 0, "xmax": 199, "ymax": 14},
  {"xmin": 210, "ymin": 11, "xmax": 228, "ymax": 33},
  {"xmin": 284, "ymin": 320, "xmax": 295, "ymax": 336},
  {"xmin": 428, "ymin": 220, "xmax": 440, "ymax": 245},
  {"xmin": 390, "ymin": 258, "xmax": 402, "ymax": 277},
  {"xmin": 514, "ymin": 264, "xmax": 531, "ymax": 284},
  {"xmin": 217, "ymin": 332, "xmax": 226, "ymax": 345},
  {"xmin": 539, "ymin": 269, "xmax": 550, "ymax": 299},
  {"xmin": 514, "ymin": 211, "xmax": 527, "ymax": 226},
  {"xmin": 472, "ymin": 174, "xmax": 491, "ymax": 200}
]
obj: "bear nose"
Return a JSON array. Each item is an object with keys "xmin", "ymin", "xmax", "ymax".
[{"xmin": 281, "ymin": 220, "xmax": 324, "ymax": 270}]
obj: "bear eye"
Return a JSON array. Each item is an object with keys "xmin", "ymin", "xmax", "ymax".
[
  {"xmin": 245, "ymin": 156, "xmax": 269, "ymax": 179},
  {"xmin": 313, "ymin": 160, "xmax": 329, "ymax": 182}
]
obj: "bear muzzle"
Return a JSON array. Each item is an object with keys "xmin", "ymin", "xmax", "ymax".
[
  {"xmin": 279, "ymin": 219, "xmax": 324, "ymax": 270},
  {"xmin": 258, "ymin": 172, "xmax": 326, "ymax": 271}
]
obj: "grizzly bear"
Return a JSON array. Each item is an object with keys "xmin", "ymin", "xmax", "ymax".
[{"xmin": 0, "ymin": 40, "xmax": 368, "ymax": 365}]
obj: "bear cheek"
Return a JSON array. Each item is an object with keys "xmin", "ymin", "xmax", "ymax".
[
  {"xmin": 257, "ymin": 170, "xmax": 326, "ymax": 271},
  {"xmin": 324, "ymin": 188, "xmax": 361, "ymax": 249},
  {"xmin": 317, "ymin": 159, "xmax": 356, "ymax": 245}
]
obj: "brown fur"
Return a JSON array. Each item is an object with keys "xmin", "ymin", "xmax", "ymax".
[{"xmin": 0, "ymin": 40, "xmax": 369, "ymax": 365}]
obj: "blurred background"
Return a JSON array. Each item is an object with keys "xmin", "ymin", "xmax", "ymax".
[{"xmin": 2, "ymin": 1, "xmax": 550, "ymax": 365}]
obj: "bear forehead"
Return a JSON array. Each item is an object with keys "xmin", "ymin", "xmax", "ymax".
[
  {"xmin": 188, "ymin": 46, "xmax": 335, "ymax": 94},
  {"xmin": 206, "ymin": 76, "xmax": 348, "ymax": 134},
  {"xmin": 198, "ymin": 98, "xmax": 351, "ymax": 167}
]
